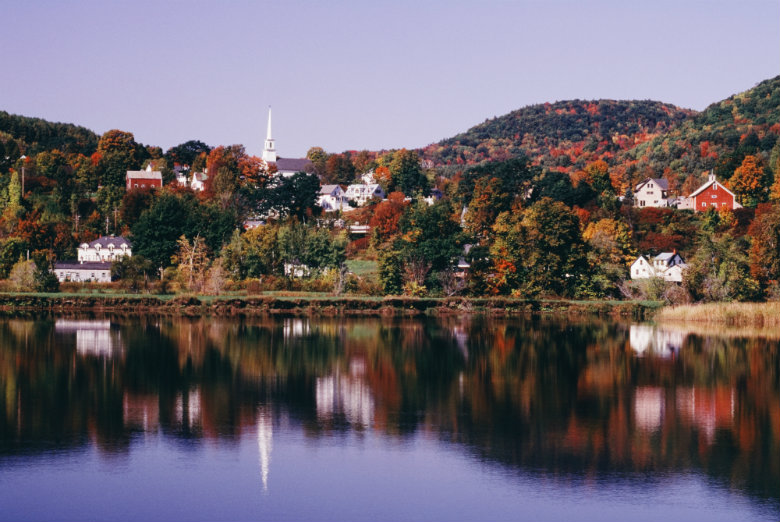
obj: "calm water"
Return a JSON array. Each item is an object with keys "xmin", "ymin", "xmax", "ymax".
[{"xmin": 0, "ymin": 315, "xmax": 777, "ymax": 521}]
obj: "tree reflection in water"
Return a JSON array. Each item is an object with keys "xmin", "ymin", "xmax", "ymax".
[{"xmin": 0, "ymin": 315, "xmax": 777, "ymax": 507}]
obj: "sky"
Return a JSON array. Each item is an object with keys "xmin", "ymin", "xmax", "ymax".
[{"xmin": 1, "ymin": 0, "xmax": 778, "ymax": 158}]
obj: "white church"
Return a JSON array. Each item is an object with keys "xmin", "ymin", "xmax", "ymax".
[{"xmin": 261, "ymin": 107, "xmax": 313, "ymax": 177}]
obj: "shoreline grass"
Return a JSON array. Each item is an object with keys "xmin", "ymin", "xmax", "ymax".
[
  {"xmin": 0, "ymin": 292, "xmax": 658, "ymax": 318},
  {"xmin": 656, "ymin": 301, "xmax": 780, "ymax": 328}
]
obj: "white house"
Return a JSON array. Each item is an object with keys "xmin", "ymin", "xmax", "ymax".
[
  {"xmin": 77, "ymin": 236, "xmax": 132, "ymax": 263},
  {"xmin": 54, "ymin": 236, "xmax": 133, "ymax": 283},
  {"xmin": 630, "ymin": 251, "xmax": 687, "ymax": 282},
  {"xmin": 175, "ymin": 166, "xmax": 189, "ymax": 187},
  {"xmin": 53, "ymin": 262, "xmax": 112, "ymax": 283},
  {"xmin": 634, "ymin": 178, "xmax": 669, "ymax": 208},
  {"xmin": 317, "ymin": 185, "xmax": 349, "ymax": 212},
  {"xmin": 345, "ymin": 184, "xmax": 385, "ymax": 206}
]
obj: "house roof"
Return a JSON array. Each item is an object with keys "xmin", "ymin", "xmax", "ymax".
[
  {"xmin": 320, "ymin": 184, "xmax": 341, "ymax": 194},
  {"xmin": 83, "ymin": 236, "xmax": 132, "ymax": 249},
  {"xmin": 688, "ymin": 176, "xmax": 736, "ymax": 199},
  {"xmin": 276, "ymin": 157, "xmax": 313, "ymax": 173},
  {"xmin": 126, "ymin": 170, "xmax": 162, "ymax": 180},
  {"xmin": 54, "ymin": 261, "xmax": 113, "ymax": 270},
  {"xmin": 635, "ymin": 178, "xmax": 668, "ymax": 191}
]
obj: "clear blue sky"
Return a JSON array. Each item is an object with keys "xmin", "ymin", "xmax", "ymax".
[{"xmin": 2, "ymin": 0, "xmax": 777, "ymax": 158}]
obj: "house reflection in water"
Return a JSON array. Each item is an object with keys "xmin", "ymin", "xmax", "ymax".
[
  {"xmin": 54, "ymin": 319, "xmax": 123, "ymax": 357},
  {"xmin": 316, "ymin": 358, "xmax": 374, "ymax": 428},
  {"xmin": 634, "ymin": 387, "xmax": 665, "ymax": 432},
  {"xmin": 283, "ymin": 318, "xmax": 311, "ymax": 340},
  {"xmin": 633, "ymin": 386, "xmax": 735, "ymax": 439},
  {"xmin": 629, "ymin": 324, "xmax": 684, "ymax": 357},
  {"xmin": 175, "ymin": 389, "xmax": 202, "ymax": 431}
]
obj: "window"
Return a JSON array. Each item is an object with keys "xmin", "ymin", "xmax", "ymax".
[
  {"xmin": 702, "ymin": 202, "xmax": 707, "ymax": 207},
  {"xmin": 712, "ymin": 194, "xmax": 717, "ymax": 199}
]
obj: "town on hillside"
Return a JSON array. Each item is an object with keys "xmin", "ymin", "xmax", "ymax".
[{"xmin": 1, "ymin": 77, "xmax": 779, "ymax": 303}]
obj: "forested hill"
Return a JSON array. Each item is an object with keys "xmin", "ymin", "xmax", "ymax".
[
  {"xmin": 615, "ymin": 75, "xmax": 780, "ymax": 194},
  {"xmin": 421, "ymin": 99, "xmax": 695, "ymax": 172},
  {"xmin": 0, "ymin": 110, "xmax": 99, "ymax": 157}
]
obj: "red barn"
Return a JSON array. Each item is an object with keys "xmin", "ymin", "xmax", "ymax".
[
  {"xmin": 126, "ymin": 164, "xmax": 163, "ymax": 191},
  {"xmin": 680, "ymin": 171, "xmax": 742, "ymax": 212}
]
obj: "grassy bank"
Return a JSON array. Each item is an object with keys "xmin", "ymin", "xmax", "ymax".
[
  {"xmin": 0, "ymin": 292, "xmax": 660, "ymax": 319},
  {"xmin": 656, "ymin": 302, "xmax": 780, "ymax": 328}
]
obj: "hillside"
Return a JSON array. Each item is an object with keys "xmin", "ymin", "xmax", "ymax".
[
  {"xmin": 614, "ymin": 75, "xmax": 780, "ymax": 194},
  {"xmin": 421, "ymin": 99, "xmax": 695, "ymax": 173},
  {"xmin": 0, "ymin": 110, "xmax": 99, "ymax": 157}
]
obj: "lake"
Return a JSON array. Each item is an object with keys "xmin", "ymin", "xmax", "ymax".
[{"xmin": 0, "ymin": 315, "xmax": 777, "ymax": 521}]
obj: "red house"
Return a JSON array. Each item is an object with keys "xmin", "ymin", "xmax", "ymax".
[
  {"xmin": 680, "ymin": 171, "xmax": 742, "ymax": 212},
  {"xmin": 126, "ymin": 164, "xmax": 163, "ymax": 191}
]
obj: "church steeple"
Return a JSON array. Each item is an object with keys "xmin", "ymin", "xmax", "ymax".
[{"xmin": 262, "ymin": 106, "xmax": 277, "ymax": 163}]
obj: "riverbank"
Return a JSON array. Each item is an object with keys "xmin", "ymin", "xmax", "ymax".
[
  {"xmin": 656, "ymin": 301, "xmax": 780, "ymax": 328},
  {"xmin": 0, "ymin": 292, "xmax": 661, "ymax": 318}
]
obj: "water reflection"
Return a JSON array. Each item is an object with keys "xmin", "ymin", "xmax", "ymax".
[{"xmin": 0, "ymin": 315, "xmax": 777, "ymax": 515}]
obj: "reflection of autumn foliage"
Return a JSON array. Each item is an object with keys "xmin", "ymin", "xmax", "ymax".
[{"xmin": 0, "ymin": 317, "xmax": 777, "ymax": 503}]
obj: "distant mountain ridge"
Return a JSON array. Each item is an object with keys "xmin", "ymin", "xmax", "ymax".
[
  {"xmin": 422, "ymin": 99, "xmax": 695, "ymax": 172},
  {"xmin": 615, "ymin": 75, "xmax": 780, "ymax": 192}
]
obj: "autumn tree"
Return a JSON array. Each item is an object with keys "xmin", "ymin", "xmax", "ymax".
[
  {"xmin": 324, "ymin": 152, "xmax": 356, "ymax": 185},
  {"xmin": 96, "ymin": 130, "xmax": 144, "ymax": 187},
  {"xmin": 463, "ymin": 177, "xmax": 511, "ymax": 243},
  {"xmin": 351, "ymin": 150, "xmax": 375, "ymax": 174},
  {"xmin": 8, "ymin": 258, "xmax": 36, "ymax": 292},
  {"xmin": 729, "ymin": 154, "xmax": 769, "ymax": 207},
  {"xmin": 173, "ymin": 234, "xmax": 210, "ymax": 292},
  {"xmin": 369, "ymin": 192, "xmax": 407, "ymax": 243},
  {"xmin": 581, "ymin": 218, "xmax": 635, "ymax": 297},
  {"xmin": 748, "ymin": 203, "xmax": 780, "ymax": 291}
]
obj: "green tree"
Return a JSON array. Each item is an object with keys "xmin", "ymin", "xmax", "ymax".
[
  {"xmin": 111, "ymin": 254, "xmax": 154, "ymax": 292},
  {"xmin": 254, "ymin": 172, "xmax": 320, "ymax": 220},
  {"xmin": 96, "ymin": 130, "xmax": 143, "ymax": 187},
  {"xmin": 390, "ymin": 149, "xmax": 428, "ymax": 195},
  {"xmin": 131, "ymin": 192, "xmax": 202, "ymax": 268},
  {"xmin": 306, "ymin": 146, "xmax": 329, "ymax": 178},
  {"xmin": 493, "ymin": 198, "xmax": 586, "ymax": 296},
  {"xmin": 398, "ymin": 200, "xmax": 463, "ymax": 273},
  {"xmin": 165, "ymin": 140, "xmax": 211, "ymax": 166},
  {"xmin": 684, "ymin": 232, "xmax": 761, "ymax": 302},
  {"xmin": 378, "ymin": 248, "xmax": 403, "ymax": 295}
]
